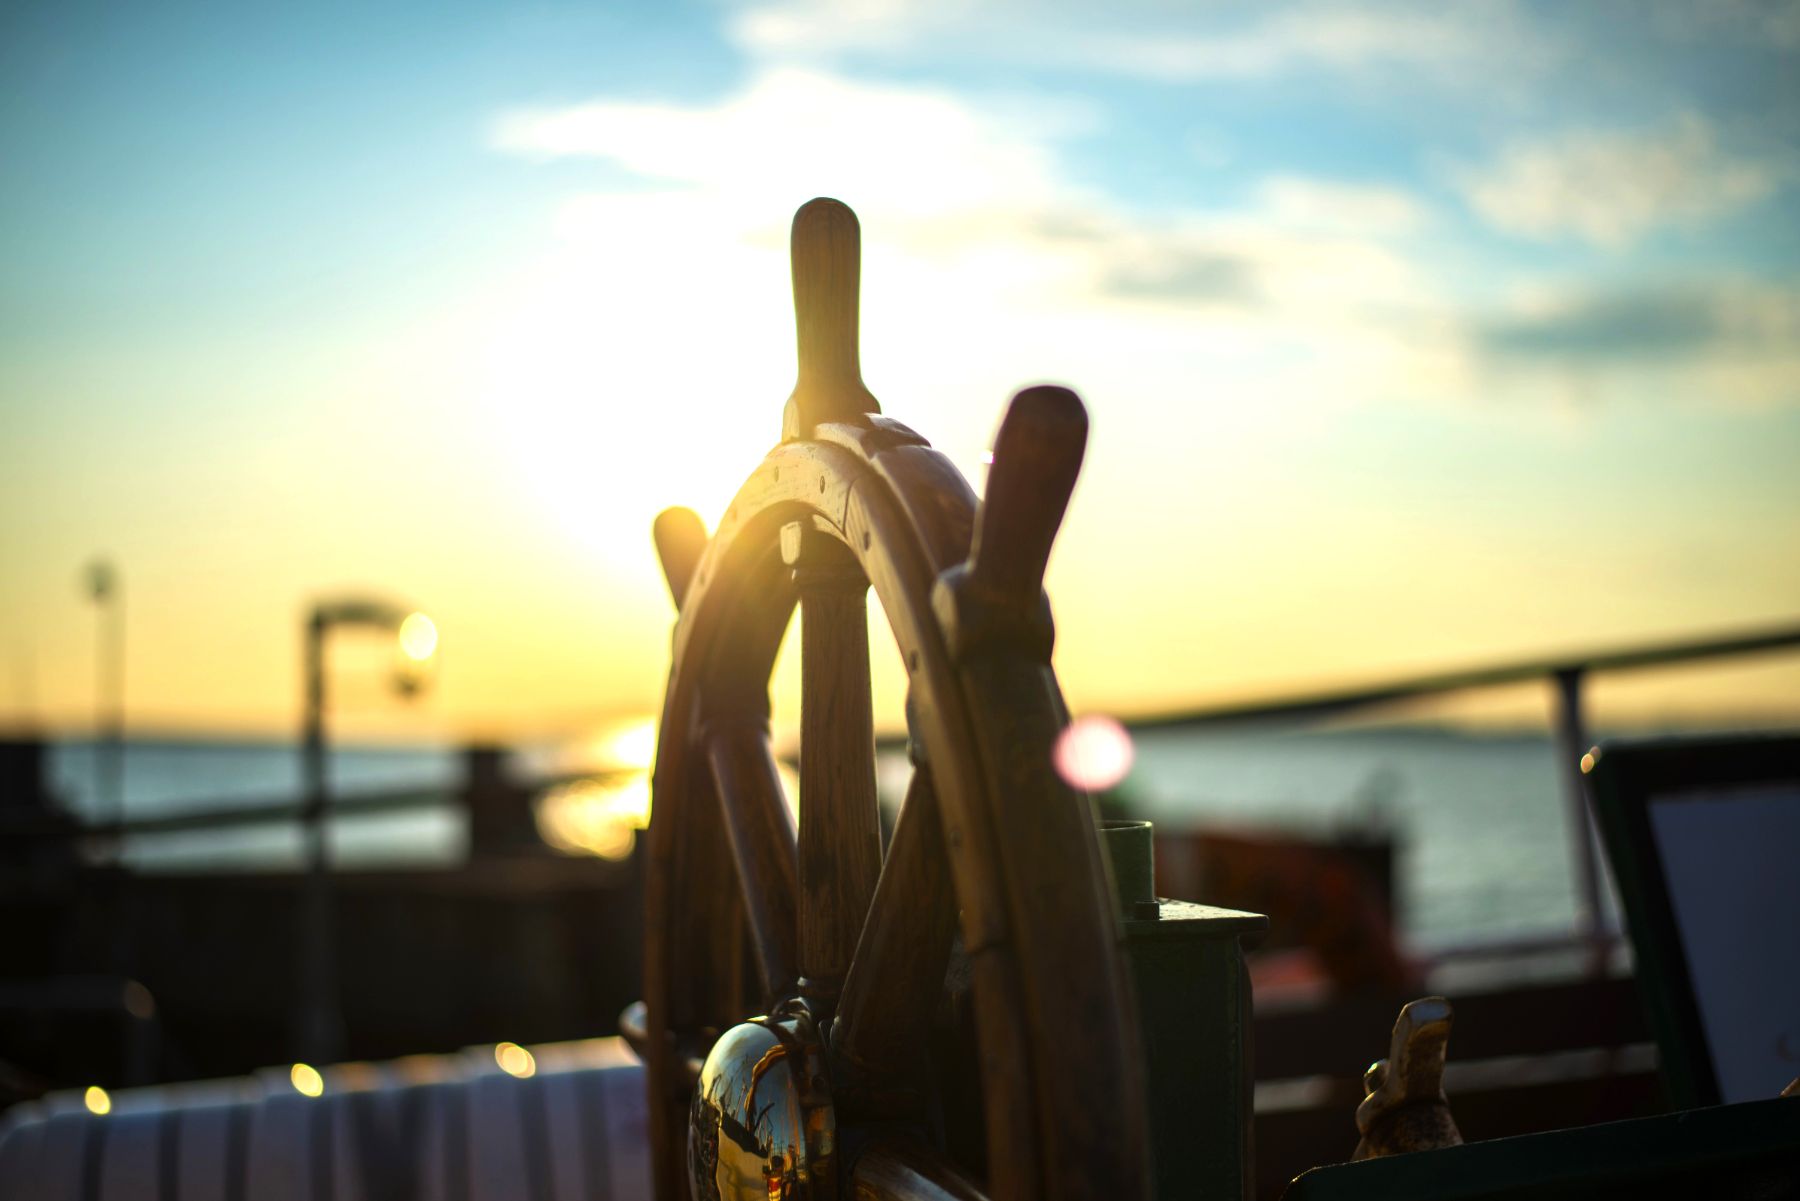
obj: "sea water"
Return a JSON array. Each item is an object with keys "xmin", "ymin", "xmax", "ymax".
[
  {"xmin": 45, "ymin": 726, "xmax": 1592, "ymax": 951},
  {"xmin": 47, "ymin": 737, "xmax": 466, "ymax": 872},
  {"xmin": 1123, "ymin": 725, "xmax": 1582, "ymax": 951}
]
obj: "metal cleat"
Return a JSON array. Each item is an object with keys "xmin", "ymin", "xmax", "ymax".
[{"xmin": 1352, "ymin": 996, "xmax": 1463, "ymax": 1160}]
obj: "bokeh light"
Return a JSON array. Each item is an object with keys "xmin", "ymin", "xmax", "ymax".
[
  {"xmin": 495, "ymin": 1041, "xmax": 537, "ymax": 1078},
  {"xmin": 290, "ymin": 1062, "xmax": 325, "ymax": 1097},
  {"xmin": 534, "ymin": 774, "xmax": 651, "ymax": 860},
  {"xmin": 122, "ymin": 981, "xmax": 155, "ymax": 1020},
  {"xmin": 1053, "ymin": 715, "xmax": 1136, "ymax": 792},
  {"xmin": 83, "ymin": 1086, "xmax": 111, "ymax": 1115},
  {"xmin": 398, "ymin": 612, "xmax": 438, "ymax": 662}
]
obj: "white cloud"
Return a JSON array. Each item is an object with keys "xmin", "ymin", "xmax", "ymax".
[
  {"xmin": 1454, "ymin": 115, "xmax": 1781, "ymax": 248},
  {"xmin": 1468, "ymin": 278, "xmax": 1800, "ymax": 408},
  {"xmin": 465, "ymin": 45, "xmax": 1800, "ymax": 735},
  {"xmin": 1254, "ymin": 177, "xmax": 1431, "ymax": 238},
  {"xmin": 1047, "ymin": 6, "xmax": 1533, "ymax": 82},
  {"xmin": 480, "ymin": 64, "xmax": 1483, "ymax": 561},
  {"xmin": 486, "ymin": 66, "xmax": 1798, "ymax": 434},
  {"xmin": 728, "ymin": 0, "xmax": 1557, "ymax": 84},
  {"xmin": 1479, "ymin": 278, "xmax": 1800, "ymax": 358},
  {"xmin": 1646, "ymin": 0, "xmax": 1800, "ymax": 49},
  {"xmin": 491, "ymin": 67, "xmax": 1079, "ymax": 226},
  {"xmin": 731, "ymin": 0, "xmax": 932, "ymax": 56},
  {"xmin": 489, "ymin": 68, "xmax": 1434, "ymax": 319}
]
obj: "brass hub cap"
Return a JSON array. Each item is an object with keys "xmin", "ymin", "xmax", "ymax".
[{"xmin": 689, "ymin": 1000, "xmax": 839, "ymax": 1200}]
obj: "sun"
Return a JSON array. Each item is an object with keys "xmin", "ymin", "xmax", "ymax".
[{"xmin": 478, "ymin": 208, "xmax": 799, "ymax": 567}]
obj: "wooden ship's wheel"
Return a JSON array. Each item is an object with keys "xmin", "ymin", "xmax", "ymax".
[{"xmin": 631, "ymin": 199, "xmax": 1151, "ymax": 1201}]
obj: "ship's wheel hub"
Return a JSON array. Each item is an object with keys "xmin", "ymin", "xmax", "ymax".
[{"xmin": 688, "ymin": 1001, "xmax": 839, "ymax": 1200}]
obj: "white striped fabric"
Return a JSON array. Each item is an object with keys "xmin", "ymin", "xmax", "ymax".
[
  {"xmin": 0, "ymin": 1037, "xmax": 650, "ymax": 1201},
  {"xmin": 95, "ymin": 1111, "xmax": 162, "ymax": 1201}
]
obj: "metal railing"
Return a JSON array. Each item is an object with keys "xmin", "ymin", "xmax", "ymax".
[
  {"xmin": 1, "ymin": 751, "xmax": 628, "ymax": 1073},
  {"xmin": 1129, "ymin": 622, "xmax": 1800, "ymax": 730},
  {"xmin": 8, "ymin": 619, "xmax": 1797, "ymax": 1050},
  {"xmin": 1125, "ymin": 619, "xmax": 1800, "ymax": 958},
  {"xmin": 2, "ymin": 768, "xmax": 619, "ymax": 843}
]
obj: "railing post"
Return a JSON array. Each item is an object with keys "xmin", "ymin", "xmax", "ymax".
[
  {"xmin": 463, "ymin": 745, "xmax": 527, "ymax": 857},
  {"xmin": 1551, "ymin": 668, "xmax": 1606, "ymax": 971},
  {"xmin": 298, "ymin": 612, "xmax": 343, "ymax": 1064}
]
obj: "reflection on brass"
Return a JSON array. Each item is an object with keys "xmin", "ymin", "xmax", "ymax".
[
  {"xmin": 1352, "ymin": 996, "xmax": 1463, "ymax": 1159},
  {"xmin": 1783, "ymin": 1076, "xmax": 1799, "ymax": 1099},
  {"xmin": 689, "ymin": 999, "xmax": 837, "ymax": 1200},
  {"xmin": 852, "ymin": 1141, "xmax": 989, "ymax": 1200}
]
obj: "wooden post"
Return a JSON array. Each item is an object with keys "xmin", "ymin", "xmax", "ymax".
[
  {"xmin": 298, "ymin": 610, "xmax": 343, "ymax": 1064},
  {"xmin": 1553, "ymin": 668, "xmax": 1607, "ymax": 972}
]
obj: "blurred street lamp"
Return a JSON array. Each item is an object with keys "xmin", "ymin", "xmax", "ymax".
[{"xmin": 297, "ymin": 596, "xmax": 436, "ymax": 1064}]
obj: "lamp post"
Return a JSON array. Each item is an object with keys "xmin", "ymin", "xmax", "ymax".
[
  {"xmin": 83, "ymin": 560, "xmax": 124, "ymax": 829},
  {"xmin": 297, "ymin": 597, "xmax": 437, "ymax": 1064}
]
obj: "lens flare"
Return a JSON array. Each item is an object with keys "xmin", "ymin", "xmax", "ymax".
[{"xmin": 1053, "ymin": 715, "xmax": 1135, "ymax": 792}]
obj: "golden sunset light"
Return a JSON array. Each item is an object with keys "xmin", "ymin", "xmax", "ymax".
[{"xmin": 4, "ymin": 9, "xmax": 1798, "ymax": 1193}]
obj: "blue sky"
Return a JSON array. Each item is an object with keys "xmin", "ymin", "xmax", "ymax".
[
  {"xmin": 2, "ymin": 0, "xmax": 1796, "ymax": 734},
  {"xmin": 5, "ymin": 1, "xmax": 1794, "ymax": 333}
]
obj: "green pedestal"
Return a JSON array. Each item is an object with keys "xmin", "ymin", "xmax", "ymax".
[{"xmin": 1104, "ymin": 820, "xmax": 1268, "ymax": 1201}]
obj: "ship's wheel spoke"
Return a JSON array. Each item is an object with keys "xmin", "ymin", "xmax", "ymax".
[
  {"xmin": 831, "ymin": 763, "xmax": 957, "ymax": 1115},
  {"xmin": 853, "ymin": 1140, "xmax": 991, "ymax": 1201},
  {"xmin": 702, "ymin": 718, "xmax": 799, "ymax": 1007},
  {"xmin": 789, "ymin": 526, "xmax": 883, "ymax": 1016},
  {"xmin": 677, "ymin": 752, "xmax": 753, "ymax": 1028}
]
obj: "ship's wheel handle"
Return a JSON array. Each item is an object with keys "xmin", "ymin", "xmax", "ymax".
[{"xmin": 784, "ymin": 197, "xmax": 881, "ymax": 439}]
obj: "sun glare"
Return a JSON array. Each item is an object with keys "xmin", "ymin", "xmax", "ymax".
[
  {"xmin": 479, "ymin": 219, "xmax": 794, "ymax": 567},
  {"xmin": 603, "ymin": 719, "xmax": 658, "ymax": 770},
  {"xmin": 535, "ymin": 774, "xmax": 651, "ymax": 860}
]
